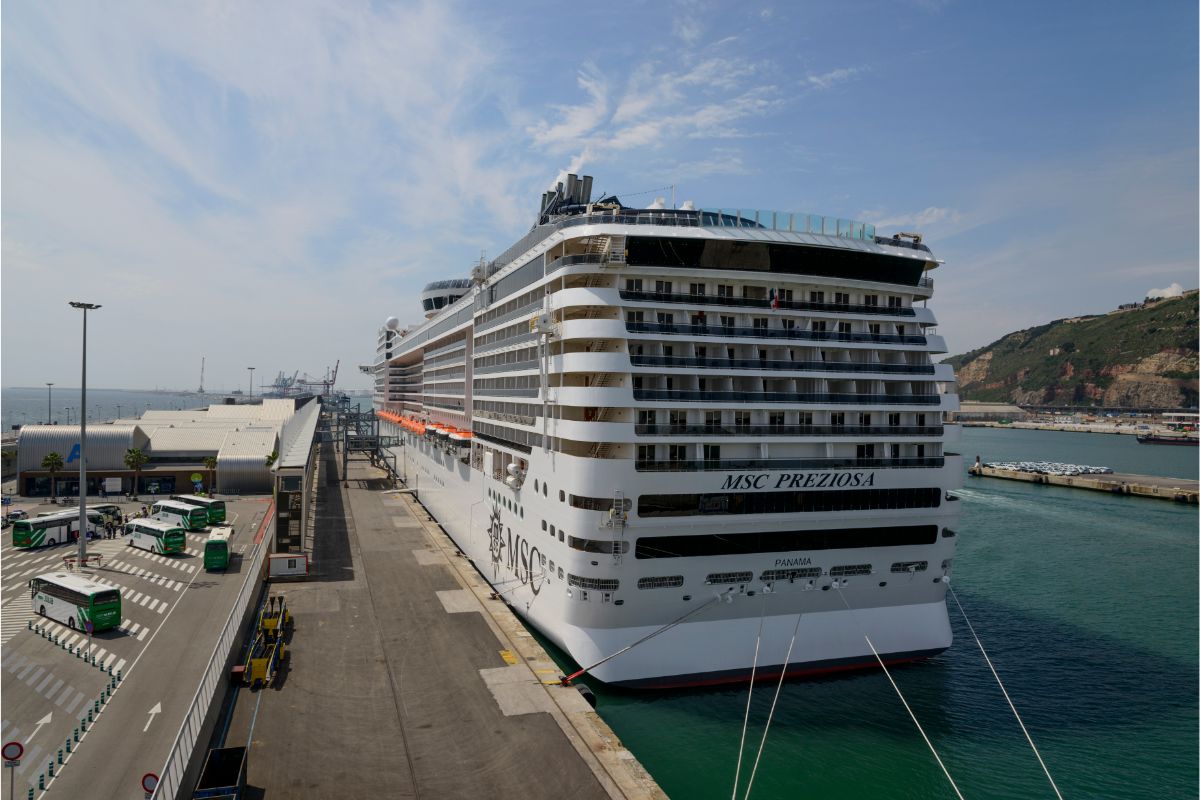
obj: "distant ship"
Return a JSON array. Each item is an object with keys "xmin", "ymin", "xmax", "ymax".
[
  {"xmin": 1136, "ymin": 433, "xmax": 1199, "ymax": 446},
  {"xmin": 371, "ymin": 174, "xmax": 963, "ymax": 688}
]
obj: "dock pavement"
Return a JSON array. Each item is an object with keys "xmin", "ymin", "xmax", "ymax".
[{"xmin": 218, "ymin": 445, "xmax": 665, "ymax": 799}]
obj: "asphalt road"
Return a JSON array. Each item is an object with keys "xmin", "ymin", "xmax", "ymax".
[{"xmin": 0, "ymin": 497, "xmax": 271, "ymax": 799}]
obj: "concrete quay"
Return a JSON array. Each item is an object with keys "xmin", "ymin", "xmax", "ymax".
[
  {"xmin": 969, "ymin": 465, "xmax": 1198, "ymax": 504},
  {"xmin": 217, "ymin": 445, "xmax": 665, "ymax": 799}
]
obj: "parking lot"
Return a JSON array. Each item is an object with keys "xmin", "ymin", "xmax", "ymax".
[{"xmin": 0, "ymin": 495, "xmax": 272, "ymax": 798}]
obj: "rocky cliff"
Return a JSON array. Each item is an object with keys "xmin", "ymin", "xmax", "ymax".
[{"xmin": 944, "ymin": 292, "xmax": 1199, "ymax": 408}]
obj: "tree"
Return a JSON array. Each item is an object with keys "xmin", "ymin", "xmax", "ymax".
[
  {"xmin": 203, "ymin": 456, "xmax": 218, "ymax": 495},
  {"xmin": 124, "ymin": 448, "xmax": 149, "ymax": 500},
  {"xmin": 41, "ymin": 452, "xmax": 64, "ymax": 501},
  {"xmin": 264, "ymin": 450, "xmax": 278, "ymax": 469}
]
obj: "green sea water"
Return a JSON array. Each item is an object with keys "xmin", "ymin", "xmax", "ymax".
[{"xmin": 576, "ymin": 428, "xmax": 1198, "ymax": 799}]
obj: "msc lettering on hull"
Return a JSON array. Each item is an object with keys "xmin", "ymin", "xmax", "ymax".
[{"xmin": 719, "ymin": 472, "xmax": 877, "ymax": 491}]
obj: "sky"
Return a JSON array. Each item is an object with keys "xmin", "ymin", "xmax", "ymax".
[{"xmin": 2, "ymin": 0, "xmax": 1196, "ymax": 391}]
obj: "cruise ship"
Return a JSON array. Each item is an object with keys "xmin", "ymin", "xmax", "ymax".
[{"xmin": 371, "ymin": 175, "xmax": 963, "ymax": 688}]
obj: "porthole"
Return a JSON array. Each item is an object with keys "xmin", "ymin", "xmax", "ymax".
[
  {"xmin": 559, "ymin": 490, "xmax": 565, "ymax": 502},
  {"xmin": 558, "ymin": 531, "xmax": 564, "ymax": 542},
  {"xmin": 544, "ymin": 483, "xmax": 549, "ymax": 497},
  {"xmin": 542, "ymin": 520, "xmax": 547, "ymax": 531},
  {"xmin": 534, "ymin": 479, "xmax": 539, "ymax": 492},
  {"xmin": 550, "ymin": 525, "xmax": 556, "ymax": 536}
]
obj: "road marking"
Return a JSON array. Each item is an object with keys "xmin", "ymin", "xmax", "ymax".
[
  {"xmin": 137, "ymin": 627, "xmax": 149, "ymax": 642},
  {"xmin": 103, "ymin": 653, "xmax": 116, "ymax": 668},
  {"xmin": 5, "ymin": 655, "xmax": 29, "ymax": 673},
  {"xmin": 63, "ymin": 691, "xmax": 84, "ymax": 714},
  {"xmin": 17, "ymin": 743, "xmax": 42, "ymax": 777},
  {"xmin": 29, "ymin": 711, "xmax": 51, "ymax": 741},
  {"xmin": 35, "ymin": 671, "xmax": 55, "ymax": 693},
  {"xmin": 44, "ymin": 678, "xmax": 64, "ymax": 702},
  {"xmin": 143, "ymin": 702, "xmax": 161, "ymax": 732},
  {"xmin": 155, "ymin": 600, "xmax": 167, "ymax": 614},
  {"xmin": 23, "ymin": 666, "xmax": 45, "ymax": 686},
  {"xmin": 113, "ymin": 658, "xmax": 127, "ymax": 673},
  {"xmin": 16, "ymin": 663, "xmax": 35, "ymax": 680},
  {"xmin": 0, "ymin": 720, "xmax": 11, "ymax": 740},
  {"xmin": 54, "ymin": 685, "xmax": 73, "ymax": 707}
]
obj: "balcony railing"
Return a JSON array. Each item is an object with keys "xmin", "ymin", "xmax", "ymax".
[
  {"xmin": 619, "ymin": 289, "xmax": 916, "ymax": 317},
  {"xmin": 635, "ymin": 456, "xmax": 945, "ymax": 472},
  {"xmin": 632, "ymin": 389, "xmax": 943, "ymax": 405},
  {"xmin": 625, "ymin": 321, "xmax": 927, "ymax": 345},
  {"xmin": 634, "ymin": 424, "xmax": 945, "ymax": 437},
  {"xmin": 629, "ymin": 354, "xmax": 935, "ymax": 375}
]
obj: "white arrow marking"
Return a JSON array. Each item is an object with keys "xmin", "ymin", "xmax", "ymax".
[
  {"xmin": 143, "ymin": 702, "xmax": 161, "ymax": 733},
  {"xmin": 30, "ymin": 711, "xmax": 52, "ymax": 741}
]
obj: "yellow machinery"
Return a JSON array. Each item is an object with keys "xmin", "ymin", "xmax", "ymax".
[{"xmin": 243, "ymin": 595, "xmax": 291, "ymax": 688}]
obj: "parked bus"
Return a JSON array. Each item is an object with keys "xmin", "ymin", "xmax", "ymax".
[
  {"xmin": 30, "ymin": 572, "xmax": 121, "ymax": 631},
  {"xmin": 150, "ymin": 500, "xmax": 208, "ymax": 532},
  {"xmin": 170, "ymin": 494, "xmax": 227, "ymax": 524},
  {"xmin": 88, "ymin": 504, "xmax": 124, "ymax": 523},
  {"xmin": 204, "ymin": 525, "xmax": 234, "ymax": 570},
  {"xmin": 12, "ymin": 509, "xmax": 101, "ymax": 549},
  {"xmin": 125, "ymin": 518, "xmax": 187, "ymax": 555}
]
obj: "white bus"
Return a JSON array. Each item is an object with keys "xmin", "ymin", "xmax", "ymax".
[
  {"xmin": 150, "ymin": 500, "xmax": 208, "ymax": 532},
  {"xmin": 12, "ymin": 509, "xmax": 101, "ymax": 549},
  {"xmin": 30, "ymin": 572, "xmax": 122, "ymax": 631},
  {"xmin": 125, "ymin": 518, "xmax": 187, "ymax": 555}
]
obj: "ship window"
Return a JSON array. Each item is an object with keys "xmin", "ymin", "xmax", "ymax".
[
  {"xmin": 569, "ymin": 495, "xmax": 632, "ymax": 512},
  {"xmin": 544, "ymin": 483, "xmax": 549, "ymax": 497},
  {"xmin": 834, "ymin": 292, "xmax": 849, "ymax": 305},
  {"xmin": 637, "ymin": 576, "xmax": 685, "ymax": 590},
  {"xmin": 837, "ymin": 321, "xmax": 851, "ymax": 334},
  {"xmin": 760, "ymin": 567, "xmax": 821, "ymax": 581},
  {"xmin": 781, "ymin": 319, "xmax": 795, "ymax": 330},
  {"xmin": 706, "ymin": 571, "xmax": 753, "ymax": 585},
  {"xmin": 559, "ymin": 490, "xmax": 565, "ymax": 502},
  {"xmin": 635, "ymin": 526, "xmax": 935, "ymax": 559},
  {"xmin": 542, "ymin": 520, "xmax": 547, "ymax": 531},
  {"xmin": 689, "ymin": 283, "xmax": 706, "ymax": 296},
  {"xmin": 810, "ymin": 291, "xmax": 824, "ymax": 303},
  {"xmin": 720, "ymin": 315, "xmax": 735, "ymax": 330},
  {"xmin": 753, "ymin": 317, "xmax": 768, "ymax": 330},
  {"xmin": 891, "ymin": 561, "xmax": 928, "ymax": 573},
  {"xmin": 568, "ymin": 536, "xmax": 630, "ymax": 555},
  {"xmin": 568, "ymin": 574, "xmax": 619, "ymax": 592},
  {"xmin": 889, "ymin": 413, "xmax": 901, "ymax": 427},
  {"xmin": 811, "ymin": 320, "xmax": 826, "ymax": 333},
  {"xmin": 868, "ymin": 323, "xmax": 881, "ymax": 335},
  {"xmin": 657, "ymin": 312, "xmax": 674, "ymax": 326},
  {"xmin": 626, "ymin": 310, "xmax": 644, "ymax": 323},
  {"xmin": 888, "ymin": 295, "xmax": 902, "ymax": 308},
  {"xmin": 735, "ymin": 411, "xmax": 751, "ymax": 427},
  {"xmin": 769, "ymin": 412, "xmax": 784, "ymax": 426},
  {"xmin": 717, "ymin": 284, "xmax": 734, "ymax": 298},
  {"xmin": 655, "ymin": 280, "xmax": 673, "ymax": 294},
  {"xmin": 637, "ymin": 489, "xmax": 942, "ymax": 518},
  {"xmin": 856, "ymin": 444, "xmax": 875, "ymax": 459},
  {"xmin": 558, "ymin": 567, "xmax": 564, "ymax": 578},
  {"xmin": 558, "ymin": 531, "xmax": 564, "ymax": 541},
  {"xmin": 533, "ymin": 479, "xmax": 539, "ymax": 492},
  {"xmin": 863, "ymin": 294, "xmax": 879, "ymax": 307},
  {"xmin": 830, "ymin": 564, "xmax": 873, "ymax": 577},
  {"xmin": 626, "ymin": 278, "xmax": 643, "ymax": 291},
  {"xmin": 831, "ymin": 412, "xmax": 845, "ymax": 426},
  {"xmin": 550, "ymin": 525, "xmax": 556, "ymax": 536}
]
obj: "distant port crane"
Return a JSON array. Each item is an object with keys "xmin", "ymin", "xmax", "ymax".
[{"xmin": 297, "ymin": 361, "xmax": 340, "ymax": 396}]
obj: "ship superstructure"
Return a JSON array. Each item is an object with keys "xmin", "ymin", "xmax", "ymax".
[{"xmin": 372, "ymin": 176, "xmax": 962, "ymax": 688}]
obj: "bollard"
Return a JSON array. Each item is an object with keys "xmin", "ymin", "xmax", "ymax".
[
  {"xmin": 38, "ymin": 774, "xmax": 44, "ymax": 790},
  {"xmin": 74, "ymin": 727, "xmax": 79, "ymax": 742},
  {"xmin": 87, "ymin": 709, "xmax": 93, "ymax": 723},
  {"xmin": 93, "ymin": 700, "xmax": 99, "ymax": 714},
  {"xmin": 27, "ymin": 620, "xmax": 32, "ymax": 630},
  {"xmin": 66, "ymin": 737, "xmax": 71, "ymax": 753},
  {"xmin": 57, "ymin": 748, "xmax": 63, "ymax": 765},
  {"xmin": 48, "ymin": 761, "xmax": 53, "ymax": 778},
  {"xmin": 29, "ymin": 788, "xmax": 34, "ymax": 799},
  {"xmin": 117, "ymin": 670, "xmax": 122, "ymax": 682}
]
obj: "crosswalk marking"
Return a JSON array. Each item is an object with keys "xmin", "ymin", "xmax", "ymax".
[
  {"xmin": 64, "ymin": 690, "xmax": 84, "ymax": 714},
  {"xmin": 45, "ymin": 677, "xmax": 64, "ymax": 700},
  {"xmin": 137, "ymin": 627, "xmax": 149, "ymax": 641},
  {"xmin": 54, "ymin": 685, "xmax": 73, "ymax": 706},
  {"xmin": 16, "ymin": 663, "xmax": 35, "ymax": 680},
  {"xmin": 113, "ymin": 658, "xmax": 127, "ymax": 673},
  {"xmin": 18, "ymin": 744, "xmax": 42, "ymax": 777}
]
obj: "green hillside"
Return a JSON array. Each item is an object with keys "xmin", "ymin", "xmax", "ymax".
[{"xmin": 944, "ymin": 293, "xmax": 1199, "ymax": 408}]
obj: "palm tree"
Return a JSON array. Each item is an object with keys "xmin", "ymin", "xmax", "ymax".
[
  {"xmin": 124, "ymin": 448, "xmax": 149, "ymax": 500},
  {"xmin": 203, "ymin": 456, "xmax": 218, "ymax": 495},
  {"xmin": 265, "ymin": 450, "xmax": 278, "ymax": 469},
  {"xmin": 41, "ymin": 452, "xmax": 64, "ymax": 502}
]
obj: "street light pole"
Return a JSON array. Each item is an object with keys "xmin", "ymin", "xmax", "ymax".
[
  {"xmin": 46, "ymin": 383, "xmax": 54, "ymax": 424},
  {"xmin": 70, "ymin": 301, "xmax": 101, "ymax": 570},
  {"xmin": 247, "ymin": 367, "xmax": 256, "ymax": 399},
  {"xmin": 116, "ymin": 404, "xmax": 123, "ymax": 419}
]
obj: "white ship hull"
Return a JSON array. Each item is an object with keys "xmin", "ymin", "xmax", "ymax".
[{"xmin": 373, "ymin": 175, "xmax": 962, "ymax": 688}]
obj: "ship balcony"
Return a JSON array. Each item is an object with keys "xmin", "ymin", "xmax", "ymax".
[
  {"xmin": 635, "ymin": 424, "xmax": 946, "ymax": 438},
  {"xmin": 634, "ymin": 456, "xmax": 946, "ymax": 472},
  {"xmin": 625, "ymin": 321, "xmax": 928, "ymax": 346},
  {"xmin": 628, "ymin": 354, "xmax": 937, "ymax": 377},
  {"xmin": 617, "ymin": 288, "xmax": 922, "ymax": 318},
  {"xmin": 631, "ymin": 389, "xmax": 944, "ymax": 406}
]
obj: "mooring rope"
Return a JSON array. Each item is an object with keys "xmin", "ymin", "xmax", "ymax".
[
  {"xmin": 741, "ymin": 609, "xmax": 803, "ymax": 800},
  {"xmin": 948, "ymin": 583, "xmax": 1063, "ymax": 800},
  {"xmin": 834, "ymin": 582, "xmax": 965, "ymax": 800},
  {"xmin": 731, "ymin": 593, "xmax": 769, "ymax": 800},
  {"xmin": 561, "ymin": 593, "xmax": 726, "ymax": 684}
]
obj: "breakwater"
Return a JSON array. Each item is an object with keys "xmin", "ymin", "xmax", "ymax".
[{"xmin": 969, "ymin": 463, "xmax": 1198, "ymax": 503}]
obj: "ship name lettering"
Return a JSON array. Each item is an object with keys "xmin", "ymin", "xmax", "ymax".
[
  {"xmin": 721, "ymin": 472, "xmax": 876, "ymax": 491},
  {"xmin": 505, "ymin": 528, "xmax": 543, "ymax": 596},
  {"xmin": 774, "ymin": 557, "xmax": 812, "ymax": 567}
]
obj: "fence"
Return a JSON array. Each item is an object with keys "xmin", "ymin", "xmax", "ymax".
[{"xmin": 151, "ymin": 504, "xmax": 273, "ymax": 799}]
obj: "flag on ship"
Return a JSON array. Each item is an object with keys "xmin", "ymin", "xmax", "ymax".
[{"xmin": 769, "ymin": 288, "xmax": 780, "ymax": 309}]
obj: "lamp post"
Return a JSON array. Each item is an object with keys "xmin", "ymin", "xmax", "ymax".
[
  {"xmin": 69, "ymin": 301, "xmax": 101, "ymax": 570},
  {"xmin": 64, "ymin": 408, "xmax": 72, "ymax": 425},
  {"xmin": 116, "ymin": 404, "xmax": 122, "ymax": 419},
  {"xmin": 247, "ymin": 367, "xmax": 256, "ymax": 399},
  {"xmin": 46, "ymin": 383, "xmax": 54, "ymax": 424}
]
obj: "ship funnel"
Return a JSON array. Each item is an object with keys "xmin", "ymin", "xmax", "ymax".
[
  {"xmin": 565, "ymin": 174, "xmax": 579, "ymax": 204},
  {"xmin": 580, "ymin": 175, "xmax": 593, "ymax": 204}
]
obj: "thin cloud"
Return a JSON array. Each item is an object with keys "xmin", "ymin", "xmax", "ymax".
[{"xmin": 805, "ymin": 66, "xmax": 866, "ymax": 91}]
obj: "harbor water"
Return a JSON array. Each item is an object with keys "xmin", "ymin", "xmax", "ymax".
[{"xmin": 570, "ymin": 428, "xmax": 1198, "ymax": 799}]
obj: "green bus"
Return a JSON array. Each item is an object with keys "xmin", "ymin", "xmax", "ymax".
[
  {"xmin": 171, "ymin": 494, "xmax": 227, "ymax": 524},
  {"xmin": 13, "ymin": 509, "xmax": 100, "ymax": 548},
  {"xmin": 125, "ymin": 518, "xmax": 187, "ymax": 555},
  {"xmin": 30, "ymin": 572, "xmax": 122, "ymax": 631},
  {"xmin": 204, "ymin": 525, "xmax": 234, "ymax": 570},
  {"xmin": 151, "ymin": 500, "xmax": 208, "ymax": 532}
]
